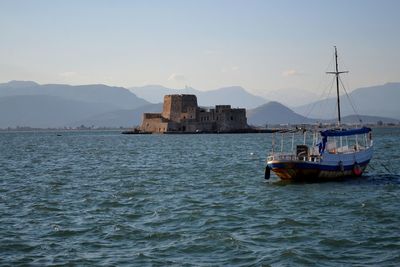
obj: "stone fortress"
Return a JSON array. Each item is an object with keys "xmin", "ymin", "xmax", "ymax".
[{"xmin": 140, "ymin": 94, "xmax": 248, "ymax": 133}]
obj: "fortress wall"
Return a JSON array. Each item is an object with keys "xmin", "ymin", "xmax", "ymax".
[
  {"xmin": 216, "ymin": 108, "xmax": 247, "ymax": 131},
  {"xmin": 143, "ymin": 113, "xmax": 163, "ymax": 119},
  {"xmin": 183, "ymin": 121, "xmax": 215, "ymax": 132},
  {"xmin": 141, "ymin": 120, "xmax": 169, "ymax": 133},
  {"xmin": 198, "ymin": 111, "xmax": 214, "ymax": 122},
  {"xmin": 140, "ymin": 114, "xmax": 169, "ymax": 133}
]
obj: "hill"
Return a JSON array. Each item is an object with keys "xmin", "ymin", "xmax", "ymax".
[
  {"xmin": 262, "ymin": 88, "xmax": 319, "ymax": 108},
  {"xmin": 0, "ymin": 81, "xmax": 152, "ymax": 128},
  {"xmin": 0, "ymin": 95, "xmax": 118, "ymax": 128},
  {"xmin": 247, "ymin": 101, "xmax": 313, "ymax": 126},
  {"xmin": 129, "ymin": 85, "xmax": 197, "ymax": 103},
  {"xmin": 293, "ymin": 83, "xmax": 400, "ymax": 120},
  {"xmin": 72, "ymin": 103, "xmax": 163, "ymax": 128},
  {"xmin": 1, "ymin": 80, "xmax": 398, "ymax": 128},
  {"xmin": 199, "ymin": 86, "xmax": 267, "ymax": 109},
  {"xmin": 0, "ymin": 80, "xmax": 150, "ymax": 110}
]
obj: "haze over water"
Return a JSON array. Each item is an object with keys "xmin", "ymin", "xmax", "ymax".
[{"xmin": 1, "ymin": 128, "xmax": 399, "ymax": 266}]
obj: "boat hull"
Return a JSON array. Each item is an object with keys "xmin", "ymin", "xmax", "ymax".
[{"xmin": 267, "ymin": 159, "xmax": 370, "ymax": 181}]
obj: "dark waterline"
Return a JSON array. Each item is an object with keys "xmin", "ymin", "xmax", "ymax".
[{"xmin": 1, "ymin": 128, "xmax": 399, "ymax": 266}]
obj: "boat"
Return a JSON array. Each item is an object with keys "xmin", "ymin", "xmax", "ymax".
[{"xmin": 265, "ymin": 47, "xmax": 373, "ymax": 181}]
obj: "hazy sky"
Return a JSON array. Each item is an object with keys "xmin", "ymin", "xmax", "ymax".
[{"xmin": 1, "ymin": 0, "xmax": 399, "ymax": 97}]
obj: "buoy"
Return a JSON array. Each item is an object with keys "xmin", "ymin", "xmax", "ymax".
[
  {"xmin": 265, "ymin": 166, "xmax": 270, "ymax": 180},
  {"xmin": 353, "ymin": 163, "xmax": 362, "ymax": 176}
]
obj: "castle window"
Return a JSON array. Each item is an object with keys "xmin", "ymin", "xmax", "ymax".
[{"xmin": 231, "ymin": 116, "xmax": 234, "ymax": 120}]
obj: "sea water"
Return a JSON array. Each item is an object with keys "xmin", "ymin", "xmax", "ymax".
[{"xmin": 1, "ymin": 128, "xmax": 399, "ymax": 266}]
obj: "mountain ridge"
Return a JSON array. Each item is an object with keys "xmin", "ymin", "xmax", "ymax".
[
  {"xmin": 130, "ymin": 85, "xmax": 268, "ymax": 109},
  {"xmin": 1, "ymin": 80, "xmax": 398, "ymax": 128},
  {"xmin": 0, "ymin": 81, "xmax": 150, "ymax": 110},
  {"xmin": 293, "ymin": 82, "xmax": 400, "ymax": 119},
  {"xmin": 0, "ymin": 95, "xmax": 118, "ymax": 128}
]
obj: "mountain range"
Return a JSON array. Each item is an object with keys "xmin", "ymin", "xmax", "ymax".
[
  {"xmin": 0, "ymin": 80, "xmax": 149, "ymax": 110},
  {"xmin": 129, "ymin": 85, "xmax": 267, "ymax": 109},
  {"xmin": 0, "ymin": 80, "xmax": 398, "ymax": 128},
  {"xmin": 247, "ymin": 101, "xmax": 398, "ymax": 126},
  {"xmin": 293, "ymin": 83, "xmax": 400, "ymax": 120},
  {"xmin": 73, "ymin": 103, "xmax": 163, "ymax": 128}
]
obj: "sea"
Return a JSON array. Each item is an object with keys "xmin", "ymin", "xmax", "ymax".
[{"xmin": 1, "ymin": 127, "xmax": 399, "ymax": 266}]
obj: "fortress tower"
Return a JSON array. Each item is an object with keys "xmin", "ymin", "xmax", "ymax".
[{"xmin": 162, "ymin": 95, "xmax": 198, "ymax": 122}]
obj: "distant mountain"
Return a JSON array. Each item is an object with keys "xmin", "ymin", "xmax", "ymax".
[
  {"xmin": 247, "ymin": 100, "xmax": 399, "ymax": 127},
  {"xmin": 4, "ymin": 80, "xmax": 40, "ymax": 88},
  {"xmin": 0, "ymin": 80, "xmax": 150, "ymax": 109},
  {"xmin": 0, "ymin": 80, "xmax": 153, "ymax": 128},
  {"xmin": 2, "ymin": 80, "xmax": 398, "ymax": 128},
  {"xmin": 130, "ymin": 85, "xmax": 267, "ymax": 109},
  {"xmin": 293, "ymin": 83, "xmax": 400, "ymax": 120},
  {"xmin": 247, "ymin": 101, "xmax": 314, "ymax": 126},
  {"xmin": 73, "ymin": 103, "xmax": 163, "ymax": 128},
  {"xmin": 129, "ymin": 85, "xmax": 197, "ymax": 103},
  {"xmin": 199, "ymin": 86, "xmax": 267, "ymax": 109},
  {"xmin": 262, "ymin": 88, "xmax": 319, "ymax": 108},
  {"xmin": 0, "ymin": 95, "xmax": 118, "ymax": 128}
]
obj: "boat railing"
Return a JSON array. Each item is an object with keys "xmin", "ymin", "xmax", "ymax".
[{"xmin": 267, "ymin": 152, "xmax": 321, "ymax": 163}]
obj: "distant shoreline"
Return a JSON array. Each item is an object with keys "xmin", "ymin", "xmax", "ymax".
[{"xmin": 1, "ymin": 124, "xmax": 399, "ymax": 133}]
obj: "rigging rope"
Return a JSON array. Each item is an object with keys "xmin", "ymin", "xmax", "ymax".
[
  {"xmin": 339, "ymin": 76, "xmax": 363, "ymax": 125},
  {"xmin": 304, "ymin": 50, "xmax": 339, "ymax": 122},
  {"xmin": 305, "ymin": 74, "xmax": 335, "ymax": 120}
]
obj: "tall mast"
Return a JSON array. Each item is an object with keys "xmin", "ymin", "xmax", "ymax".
[{"xmin": 326, "ymin": 46, "xmax": 348, "ymax": 126}]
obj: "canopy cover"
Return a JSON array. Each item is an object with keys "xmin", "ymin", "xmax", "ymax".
[{"xmin": 320, "ymin": 127, "xmax": 371, "ymax": 137}]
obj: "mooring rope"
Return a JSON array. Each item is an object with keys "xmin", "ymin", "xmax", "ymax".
[{"xmin": 367, "ymin": 160, "xmax": 397, "ymax": 175}]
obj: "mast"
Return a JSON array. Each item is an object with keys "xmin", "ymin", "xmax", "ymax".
[{"xmin": 326, "ymin": 46, "xmax": 348, "ymax": 126}]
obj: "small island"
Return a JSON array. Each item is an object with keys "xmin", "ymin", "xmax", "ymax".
[{"xmin": 137, "ymin": 94, "xmax": 255, "ymax": 134}]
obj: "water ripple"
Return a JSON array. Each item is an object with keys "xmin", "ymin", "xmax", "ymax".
[{"xmin": 1, "ymin": 129, "xmax": 400, "ymax": 265}]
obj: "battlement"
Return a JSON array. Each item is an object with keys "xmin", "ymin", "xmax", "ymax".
[{"xmin": 216, "ymin": 105, "xmax": 232, "ymax": 112}]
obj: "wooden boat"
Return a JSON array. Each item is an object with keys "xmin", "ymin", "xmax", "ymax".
[{"xmin": 265, "ymin": 47, "xmax": 373, "ymax": 181}]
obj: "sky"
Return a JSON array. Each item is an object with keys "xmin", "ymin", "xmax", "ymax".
[{"xmin": 1, "ymin": 0, "xmax": 399, "ymax": 97}]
